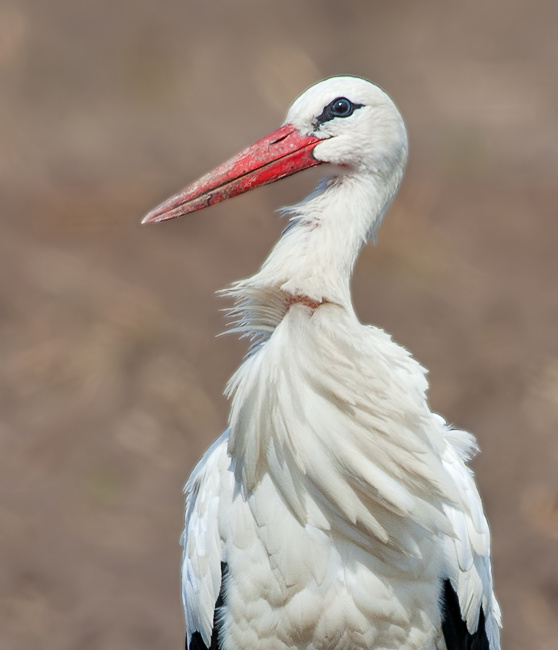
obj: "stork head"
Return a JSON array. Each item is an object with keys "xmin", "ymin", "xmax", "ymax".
[{"xmin": 143, "ymin": 76, "xmax": 407, "ymax": 224}]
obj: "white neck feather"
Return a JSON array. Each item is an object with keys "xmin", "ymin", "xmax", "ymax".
[
  {"xmin": 225, "ymin": 168, "xmax": 402, "ymax": 342},
  {"xmin": 256, "ymin": 171, "xmax": 399, "ymax": 305}
]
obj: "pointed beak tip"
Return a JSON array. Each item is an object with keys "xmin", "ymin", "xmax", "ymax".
[
  {"xmin": 141, "ymin": 214, "xmax": 152, "ymax": 225},
  {"xmin": 142, "ymin": 207, "xmax": 168, "ymax": 225},
  {"xmin": 141, "ymin": 213, "xmax": 157, "ymax": 225}
]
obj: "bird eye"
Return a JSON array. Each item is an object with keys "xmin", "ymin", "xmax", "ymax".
[
  {"xmin": 314, "ymin": 97, "xmax": 363, "ymax": 128},
  {"xmin": 331, "ymin": 98, "xmax": 353, "ymax": 117}
]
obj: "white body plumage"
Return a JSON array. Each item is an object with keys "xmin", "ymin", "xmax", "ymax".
[{"xmin": 145, "ymin": 76, "xmax": 501, "ymax": 649}]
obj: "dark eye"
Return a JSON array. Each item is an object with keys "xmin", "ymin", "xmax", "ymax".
[
  {"xmin": 314, "ymin": 96, "xmax": 363, "ymax": 127},
  {"xmin": 330, "ymin": 98, "xmax": 353, "ymax": 117}
]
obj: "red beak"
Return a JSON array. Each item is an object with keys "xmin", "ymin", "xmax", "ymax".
[{"xmin": 142, "ymin": 124, "xmax": 323, "ymax": 224}]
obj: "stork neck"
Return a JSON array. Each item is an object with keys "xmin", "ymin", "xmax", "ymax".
[
  {"xmin": 225, "ymin": 171, "xmax": 402, "ymax": 341},
  {"xmin": 252, "ymin": 172, "xmax": 396, "ymax": 309}
]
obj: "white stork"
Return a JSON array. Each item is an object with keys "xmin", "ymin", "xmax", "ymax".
[{"xmin": 144, "ymin": 76, "xmax": 501, "ymax": 650}]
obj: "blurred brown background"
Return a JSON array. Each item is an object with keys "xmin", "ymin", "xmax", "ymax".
[{"xmin": 0, "ymin": 1, "xmax": 557, "ymax": 648}]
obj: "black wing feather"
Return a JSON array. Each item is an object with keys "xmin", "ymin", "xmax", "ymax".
[
  {"xmin": 441, "ymin": 578, "xmax": 490, "ymax": 650},
  {"xmin": 187, "ymin": 563, "xmax": 228, "ymax": 650}
]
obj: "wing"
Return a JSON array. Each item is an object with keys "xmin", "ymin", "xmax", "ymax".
[
  {"xmin": 181, "ymin": 432, "xmax": 233, "ymax": 649},
  {"xmin": 439, "ymin": 422, "xmax": 501, "ymax": 649}
]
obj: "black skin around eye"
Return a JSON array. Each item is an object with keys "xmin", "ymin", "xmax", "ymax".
[{"xmin": 314, "ymin": 97, "xmax": 364, "ymax": 127}]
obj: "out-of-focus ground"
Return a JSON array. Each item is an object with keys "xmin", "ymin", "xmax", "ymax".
[{"xmin": 0, "ymin": 1, "xmax": 557, "ymax": 648}]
